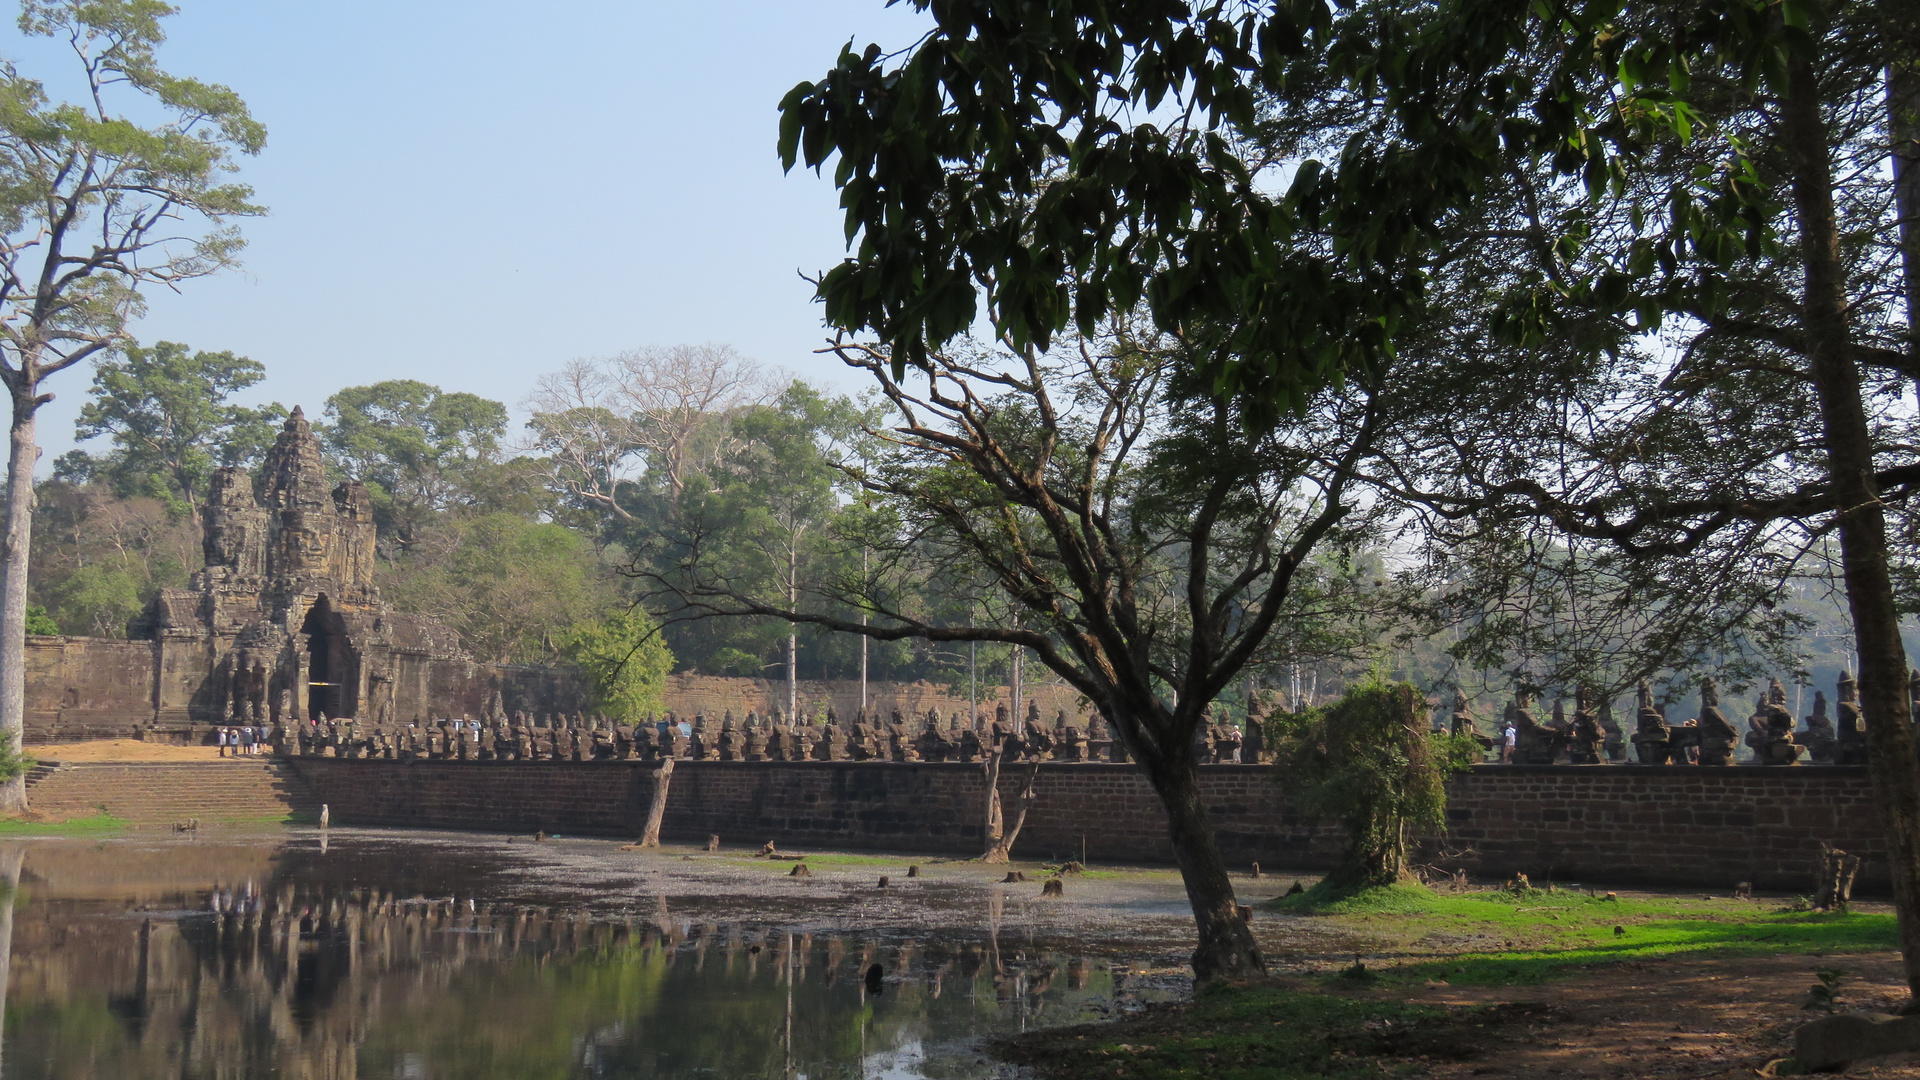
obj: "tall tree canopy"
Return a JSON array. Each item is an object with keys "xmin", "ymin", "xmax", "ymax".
[
  {"xmin": 56, "ymin": 341, "xmax": 283, "ymax": 516},
  {"xmin": 647, "ymin": 327, "xmax": 1397, "ymax": 981},
  {"xmin": 0, "ymin": 0, "xmax": 264, "ymax": 810},
  {"xmin": 323, "ymin": 381, "xmax": 513, "ymax": 550},
  {"xmin": 780, "ymin": 0, "xmax": 1920, "ymax": 993}
]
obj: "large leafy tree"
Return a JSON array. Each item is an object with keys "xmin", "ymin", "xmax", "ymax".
[
  {"xmin": 779, "ymin": 0, "xmax": 1920, "ymax": 996},
  {"xmin": 649, "ymin": 329, "xmax": 1395, "ymax": 982},
  {"xmin": 1280, "ymin": 0, "xmax": 1920, "ymax": 996},
  {"xmin": 558, "ymin": 606, "xmax": 675, "ymax": 722},
  {"xmin": 656, "ymin": 382, "xmax": 858, "ymax": 712},
  {"xmin": 29, "ymin": 481, "xmax": 195, "ymax": 636},
  {"xmin": 0, "ymin": 0, "xmax": 264, "ymax": 810},
  {"xmin": 322, "ymin": 380, "xmax": 512, "ymax": 551},
  {"xmin": 55, "ymin": 340, "xmax": 283, "ymax": 516},
  {"xmin": 380, "ymin": 512, "xmax": 612, "ymax": 666}
]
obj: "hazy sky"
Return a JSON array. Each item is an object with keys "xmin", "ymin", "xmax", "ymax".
[{"xmin": 6, "ymin": 0, "xmax": 934, "ymax": 463}]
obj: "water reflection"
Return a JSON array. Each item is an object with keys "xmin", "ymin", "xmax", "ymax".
[{"xmin": 0, "ymin": 838, "xmax": 1154, "ymax": 1079}]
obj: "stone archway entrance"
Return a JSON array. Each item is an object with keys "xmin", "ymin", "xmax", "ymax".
[{"xmin": 300, "ymin": 596, "xmax": 355, "ymax": 720}]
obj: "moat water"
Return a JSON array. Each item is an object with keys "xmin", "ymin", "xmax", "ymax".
[{"xmin": 0, "ymin": 829, "xmax": 1238, "ymax": 1079}]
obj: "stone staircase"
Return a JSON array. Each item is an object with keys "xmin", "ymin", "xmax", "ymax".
[{"xmin": 23, "ymin": 760, "xmax": 323, "ymax": 825}]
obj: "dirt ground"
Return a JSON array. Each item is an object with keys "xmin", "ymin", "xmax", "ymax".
[
  {"xmin": 32, "ymin": 739, "xmax": 226, "ymax": 762},
  {"xmin": 1009, "ymin": 947, "xmax": 1920, "ymax": 1078},
  {"xmin": 1405, "ymin": 950, "xmax": 1919, "ymax": 1078}
]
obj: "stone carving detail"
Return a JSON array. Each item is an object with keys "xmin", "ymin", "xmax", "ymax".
[{"xmin": 123, "ymin": 406, "xmax": 585, "ymax": 740}]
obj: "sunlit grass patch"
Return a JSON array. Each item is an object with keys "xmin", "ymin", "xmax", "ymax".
[
  {"xmin": 1273, "ymin": 880, "xmax": 1896, "ymax": 986},
  {"xmin": 0, "ymin": 812, "xmax": 128, "ymax": 834}
]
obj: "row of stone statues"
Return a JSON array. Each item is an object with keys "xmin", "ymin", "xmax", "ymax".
[
  {"xmin": 257, "ymin": 699, "xmax": 1253, "ymax": 765},
  {"xmin": 1449, "ymin": 671, "xmax": 1886, "ymax": 766},
  {"xmin": 233, "ymin": 671, "xmax": 1887, "ymax": 768}
]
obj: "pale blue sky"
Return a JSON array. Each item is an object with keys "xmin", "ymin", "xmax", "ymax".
[{"xmin": 9, "ymin": 0, "xmax": 934, "ymax": 462}]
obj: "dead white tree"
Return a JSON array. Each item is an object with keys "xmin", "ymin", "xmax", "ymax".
[
  {"xmin": 526, "ymin": 344, "xmax": 780, "ymax": 518},
  {"xmin": 980, "ymin": 732, "xmax": 1040, "ymax": 864}
]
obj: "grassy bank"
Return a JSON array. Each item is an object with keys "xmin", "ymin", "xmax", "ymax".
[
  {"xmin": 1275, "ymin": 880, "xmax": 1895, "ymax": 985},
  {"xmin": 0, "ymin": 812, "xmax": 129, "ymax": 834},
  {"xmin": 1000, "ymin": 881, "xmax": 1898, "ymax": 1079}
]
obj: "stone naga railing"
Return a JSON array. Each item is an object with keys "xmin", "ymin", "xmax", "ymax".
[{"xmin": 265, "ymin": 706, "xmax": 1263, "ymax": 765}]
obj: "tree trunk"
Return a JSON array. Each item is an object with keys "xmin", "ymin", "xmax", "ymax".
[
  {"xmin": 980, "ymin": 741, "xmax": 1005, "ymax": 854},
  {"xmin": 1784, "ymin": 46, "xmax": 1920, "ymax": 1004},
  {"xmin": 637, "ymin": 758, "xmax": 674, "ymax": 846},
  {"xmin": 0, "ymin": 401, "xmax": 35, "ymax": 814},
  {"xmin": 1144, "ymin": 746, "xmax": 1263, "ymax": 982},
  {"xmin": 860, "ymin": 547, "xmax": 869, "ymax": 715},
  {"xmin": 1890, "ymin": 60, "xmax": 1920, "ymax": 365},
  {"xmin": 982, "ymin": 759, "xmax": 1040, "ymax": 863},
  {"xmin": 1011, "ymin": 646, "xmax": 1023, "ymax": 733},
  {"xmin": 786, "ymin": 544, "xmax": 798, "ymax": 721}
]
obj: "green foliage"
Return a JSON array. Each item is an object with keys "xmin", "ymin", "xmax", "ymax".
[
  {"xmin": 23, "ymin": 604, "xmax": 57, "ymax": 635},
  {"xmin": 1804, "ymin": 968, "xmax": 1847, "ymax": 1013},
  {"xmin": 322, "ymin": 381, "xmax": 516, "ymax": 547},
  {"xmin": 0, "ymin": 0, "xmax": 265, "ymax": 371},
  {"xmin": 0, "ymin": 728, "xmax": 32, "ymax": 784},
  {"xmin": 1269, "ymin": 674, "xmax": 1476, "ymax": 888},
  {"xmin": 58, "ymin": 340, "xmax": 283, "ymax": 513},
  {"xmin": 29, "ymin": 483, "xmax": 196, "ymax": 637},
  {"xmin": 42, "ymin": 563, "xmax": 143, "ymax": 637},
  {"xmin": 778, "ymin": 0, "xmax": 1731, "ymax": 426},
  {"xmin": 558, "ymin": 606, "xmax": 674, "ymax": 722},
  {"xmin": 380, "ymin": 513, "xmax": 613, "ymax": 665},
  {"xmin": 644, "ymin": 380, "xmax": 866, "ymax": 677}
]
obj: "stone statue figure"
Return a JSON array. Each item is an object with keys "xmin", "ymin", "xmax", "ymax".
[
  {"xmin": 1630, "ymin": 680, "xmax": 1673, "ymax": 765},
  {"xmin": 1510, "ymin": 694, "xmax": 1566, "ymax": 765},
  {"xmin": 1836, "ymin": 670, "xmax": 1869, "ymax": 765},
  {"xmin": 1745, "ymin": 677, "xmax": 1802, "ymax": 765},
  {"xmin": 1695, "ymin": 678, "xmax": 1740, "ymax": 766},
  {"xmin": 1568, "ymin": 688, "xmax": 1604, "ymax": 765}
]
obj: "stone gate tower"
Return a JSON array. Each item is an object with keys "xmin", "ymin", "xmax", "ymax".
[{"xmin": 135, "ymin": 407, "xmax": 486, "ymax": 728}]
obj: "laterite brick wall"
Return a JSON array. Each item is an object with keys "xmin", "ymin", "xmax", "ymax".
[{"xmin": 287, "ymin": 760, "xmax": 1887, "ymax": 892}]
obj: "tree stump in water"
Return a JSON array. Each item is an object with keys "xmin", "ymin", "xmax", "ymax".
[
  {"xmin": 1814, "ymin": 842, "xmax": 1861, "ymax": 911},
  {"xmin": 706, "ymin": 834, "xmax": 720, "ymax": 852},
  {"xmin": 789, "ymin": 863, "xmax": 811, "ymax": 878},
  {"xmin": 635, "ymin": 759, "xmax": 673, "ymax": 848},
  {"xmin": 1041, "ymin": 878, "xmax": 1064, "ymax": 897}
]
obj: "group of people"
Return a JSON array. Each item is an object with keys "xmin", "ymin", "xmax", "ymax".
[{"xmin": 216, "ymin": 724, "xmax": 269, "ymax": 757}]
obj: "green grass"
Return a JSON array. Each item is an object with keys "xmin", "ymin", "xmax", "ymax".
[
  {"xmin": 1006, "ymin": 882, "xmax": 1898, "ymax": 1078},
  {"xmin": 1274, "ymin": 881, "xmax": 1897, "ymax": 985},
  {"xmin": 0, "ymin": 813, "xmax": 128, "ymax": 834}
]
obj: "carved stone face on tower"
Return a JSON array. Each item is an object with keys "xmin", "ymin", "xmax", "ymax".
[{"xmin": 240, "ymin": 406, "xmax": 380, "ymax": 606}]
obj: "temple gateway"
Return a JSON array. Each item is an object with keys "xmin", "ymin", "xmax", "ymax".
[{"xmin": 24, "ymin": 408, "xmax": 579, "ymax": 743}]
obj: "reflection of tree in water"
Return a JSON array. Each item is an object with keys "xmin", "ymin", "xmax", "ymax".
[{"xmin": 4, "ymin": 862, "xmax": 1120, "ymax": 1080}]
